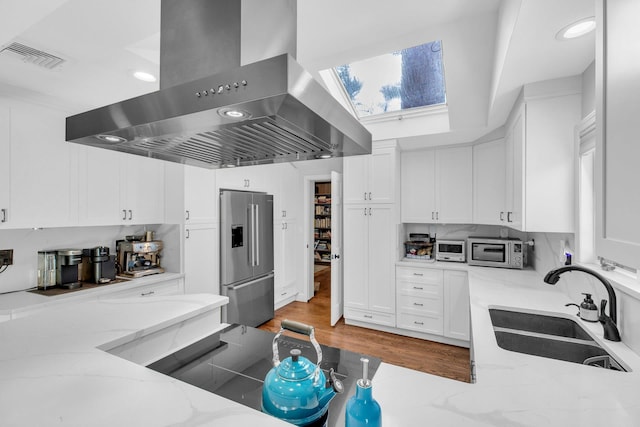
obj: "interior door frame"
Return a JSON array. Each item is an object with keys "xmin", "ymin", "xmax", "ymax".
[{"xmin": 302, "ymin": 174, "xmax": 331, "ymax": 301}]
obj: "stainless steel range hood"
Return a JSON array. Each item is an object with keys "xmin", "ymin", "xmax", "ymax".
[{"xmin": 65, "ymin": 0, "xmax": 371, "ymax": 168}]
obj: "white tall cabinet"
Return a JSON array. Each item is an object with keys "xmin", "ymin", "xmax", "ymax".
[
  {"xmin": 343, "ymin": 140, "xmax": 399, "ymax": 328},
  {"xmin": 401, "ymin": 146, "xmax": 473, "ymax": 224},
  {"xmin": 473, "ymin": 139, "xmax": 507, "ymax": 225}
]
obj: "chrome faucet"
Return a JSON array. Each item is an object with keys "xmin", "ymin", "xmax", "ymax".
[{"xmin": 543, "ymin": 265, "xmax": 621, "ymax": 342}]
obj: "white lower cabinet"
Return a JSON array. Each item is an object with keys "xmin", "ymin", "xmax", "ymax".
[
  {"xmin": 443, "ymin": 270, "xmax": 470, "ymax": 341},
  {"xmin": 395, "ymin": 266, "xmax": 470, "ymax": 345},
  {"xmin": 99, "ymin": 278, "xmax": 184, "ymax": 299}
]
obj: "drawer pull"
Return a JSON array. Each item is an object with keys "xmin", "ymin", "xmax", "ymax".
[
  {"xmin": 413, "ymin": 273, "xmax": 424, "ymax": 276},
  {"xmin": 281, "ymin": 292, "xmax": 287, "ymax": 296},
  {"xmin": 414, "ymin": 321, "xmax": 424, "ymax": 325},
  {"xmin": 364, "ymin": 314, "xmax": 373, "ymax": 319},
  {"xmin": 141, "ymin": 291, "xmax": 155, "ymax": 296},
  {"xmin": 413, "ymin": 302, "xmax": 424, "ymax": 307},
  {"xmin": 413, "ymin": 286, "xmax": 424, "ymax": 290}
]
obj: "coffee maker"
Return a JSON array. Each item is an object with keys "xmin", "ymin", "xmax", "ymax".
[
  {"xmin": 81, "ymin": 247, "xmax": 117, "ymax": 284},
  {"xmin": 117, "ymin": 240, "xmax": 164, "ymax": 278},
  {"xmin": 56, "ymin": 249, "xmax": 82, "ymax": 289}
]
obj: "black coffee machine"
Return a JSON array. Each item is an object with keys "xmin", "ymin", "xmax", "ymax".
[
  {"xmin": 56, "ymin": 249, "xmax": 82, "ymax": 289},
  {"xmin": 81, "ymin": 247, "xmax": 117, "ymax": 283}
]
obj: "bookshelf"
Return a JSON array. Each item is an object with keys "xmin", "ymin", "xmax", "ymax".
[{"xmin": 314, "ymin": 181, "xmax": 331, "ymax": 264}]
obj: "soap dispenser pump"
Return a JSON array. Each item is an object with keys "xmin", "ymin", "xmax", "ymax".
[
  {"xmin": 346, "ymin": 358, "xmax": 381, "ymax": 427},
  {"xmin": 565, "ymin": 293, "xmax": 599, "ymax": 322}
]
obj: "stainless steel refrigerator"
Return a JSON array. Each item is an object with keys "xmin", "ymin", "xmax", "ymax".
[{"xmin": 220, "ymin": 190, "xmax": 274, "ymax": 327}]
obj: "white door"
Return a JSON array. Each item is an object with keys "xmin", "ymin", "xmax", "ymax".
[
  {"xmin": 330, "ymin": 171, "xmax": 343, "ymax": 326},
  {"xmin": 184, "ymin": 225, "xmax": 218, "ymax": 294}
]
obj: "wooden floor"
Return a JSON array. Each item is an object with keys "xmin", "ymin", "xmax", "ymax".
[{"xmin": 259, "ymin": 265, "xmax": 471, "ymax": 383}]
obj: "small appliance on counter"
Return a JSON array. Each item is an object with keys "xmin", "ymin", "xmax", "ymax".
[
  {"xmin": 467, "ymin": 237, "xmax": 528, "ymax": 269},
  {"xmin": 56, "ymin": 249, "xmax": 83, "ymax": 289},
  {"xmin": 37, "ymin": 250, "xmax": 57, "ymax": 290},
  {"xmin": 435, "ymin": 239, "xmax": 466, "ymax": 262},
  {"xmin": 404, "ymin": 233, "xmax": 433, "ymax": 260},
  {"xmin": 116, "ymin": 240, "xmax": 164, "ymax": 278},
  {"xmin": 81, "ymin": 247, "xmax": 117, "ymax": 283}
]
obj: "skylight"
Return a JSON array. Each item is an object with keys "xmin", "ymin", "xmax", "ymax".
[{"xmin": 333, "ymin": 40, "xmax": 446, "ymax": 119}]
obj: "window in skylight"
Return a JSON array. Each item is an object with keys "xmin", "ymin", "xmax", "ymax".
[{"xmin": 334, "ymin": 40, "xmax": 446, "ymax": 119}]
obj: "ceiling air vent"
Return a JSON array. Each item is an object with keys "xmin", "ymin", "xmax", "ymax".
[{"xmin": 0, "ymin": 42, "xmax": 65, "ymax": 69}]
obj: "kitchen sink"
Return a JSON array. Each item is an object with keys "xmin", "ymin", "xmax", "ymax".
[{"xmin": 489, "ymin": 308, "xmax": 628, "ymax": 372}]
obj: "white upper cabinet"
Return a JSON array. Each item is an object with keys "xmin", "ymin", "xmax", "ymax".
[
  {"xmin": 184, "ymin": 165, "xmax": 217, "ymax": 224},
  {"xmin": 504, "ymin": 80, "xmax": 580, "ymax": 233},
  {"xmin": 272, "ymin": 163, "xmax": 301, "ymax": 221},
  {"xmin": 596, "ymin": 0, "xmax": 640, "ymax": 269},
  {"xmin": 401, "ymin": 146, "xmax": 472, "ymax": 224},
  {"xmin": 473, "ymin": 139, "xmax": 506, "ymax": 225},
  {"xmin": 0, "ymin": 99, "xmax": 75, "ymax": 228},
  {"xmin": 344, "ymin": 142, "xmax": 398, "ymax": 204},
  {"xmin": 119, "ymin": 154, "xmax": 165, "ymax": 225}
]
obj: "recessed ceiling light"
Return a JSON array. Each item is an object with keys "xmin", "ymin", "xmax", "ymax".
[
  {"xmin": 97, "ymin": 134, "xmax": 127, "ymax": 144},
  {"xmin": 133, "ymin": 71, "xmax": 157, "ymax": 82},
  {"xmin": 316, "ymin": 154, "xmax": 333, "ymax": 159},
  {"xmin": 556, "ymin": 17, "xmax": 596, "ymax": 40}
]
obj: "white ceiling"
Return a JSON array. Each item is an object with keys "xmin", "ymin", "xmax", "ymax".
[{"xmin": 0, "ymin": 0, "xmax": 594, "ymax": 149}]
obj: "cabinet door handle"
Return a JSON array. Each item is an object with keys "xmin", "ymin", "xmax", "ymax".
[
  {"xmin": 413, "ymin": 273, "xmax": 424, "ymax": 276},
  {"xmin": 141, "ymin": 291, "xmax": 155, "ymax": 296},
  {"xmin": 364, "ymin": 208, "xmax": 367, "ymax": 216},
  {"xmin": 122, "ymin": 209, "xmax": 127, "ymax": 220},
  {"xmin": 507, "ymin": 212, "xmax": 513, "ymax": 222},
  {"xmin": 364, "ymin": 314, "xmax": 373, "ymax": 319},
  {"xmin": 186, "ymin": 229, "xmax": 190, "ymax": 239},
  {"xmin": 282, "ymin": 210, "xmax": 286, "ymax": 218},
  {"xmin": 363, "ymin": 192, "xmax": 367, "ymax": 201},
  {"xmin": 500, "ymin": 211, "xmax": 504, "ymax": 221},
  {"xmin": 431, "ymin": 211, "xmax": 434, "ymax": 220},
  {"xmin": 413, "ymin": 286, "xmax": 424, "ymax": 290},
  {"xmin": 436, "ymin": 211, "xmax": 439, "ymax": 220},
  {"xmin": 0, "ymin": 208, "xmax": 6, "ymax": 223},
  {"xmin": 186, "ymin": 210, "xmax": 190, "ymax": 220},
  {"xmin": 414, "ymin": 321, "xmax": 424, "ymax": 325},
  {"xmin": 284, "ymin": 223, "xmax": 288, "ymax": 230},
  {"xmin": 368, "ymin": 192, "xmax": 372, "ymax": 200},
  {"xmin": 128, "ymin": 210, "xmax": 133, "ymax": 220},
  {"xmin": 413, "ymin": 302, "xmax": 424, "ymax": 307},
  {"xmin": 368, "ymin": 208, "xmax": 371, "ymax": 216}
]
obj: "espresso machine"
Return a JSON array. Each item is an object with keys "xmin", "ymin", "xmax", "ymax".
[
  {"xmin": 117, "ymin": 240, "xmax": 164, "ymax": 278},
  {"xmin": 56, "ymin": 249, "xmax": 83, "ymax": 289}
]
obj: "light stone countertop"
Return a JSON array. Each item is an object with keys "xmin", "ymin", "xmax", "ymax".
[
  {"xmin": 2, "ymin": 266, "xmax": 640, "ymax": 426},
  {"xmin": 0, "ymin": 293, "xmax": 291, "ymax": 427},
  {"xmin": 374, "ymin": 264, "xmax": 640, "ymax": 426}
]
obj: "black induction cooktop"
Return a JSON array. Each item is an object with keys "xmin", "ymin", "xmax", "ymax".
[{"xmin": 147, "ymin": 324, "xmax": 380, "ymax": 426}]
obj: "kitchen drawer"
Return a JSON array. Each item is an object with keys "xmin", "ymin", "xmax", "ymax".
[
  {"xmin": 396, "ymin": 267, "xmax": 443, "ymax": 285},
  {"xmin": 397, "ymin": 279, "xmax": 442, "ymax": 299},
  {"xmin": 397, "ymin": 293, "xmax": 442, "ymax": 317},
  {"xmin": 344, "ymin": 307, "xmax": 395, "ymax": 327},
  {"xmin": 397, "ymin": 312, "xmax": 443, "ymax": 335},
  {"xmin": 99, "ymin": 280, "xmax": 182, "ymax": 299}
]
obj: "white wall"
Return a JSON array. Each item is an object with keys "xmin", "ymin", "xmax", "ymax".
[{"xmin": 581, "ymin": 60, "xmax": 596, "ymax": 117}]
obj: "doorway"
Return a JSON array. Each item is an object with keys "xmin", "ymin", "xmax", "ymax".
[{"xmin": 313, "ymin": 180, "xmax": 332, "ymax": 300}]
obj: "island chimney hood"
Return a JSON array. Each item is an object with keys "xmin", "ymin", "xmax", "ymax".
[{"xmin": 65, "ymin": 0, "xmax": 371, "ymax": 168}]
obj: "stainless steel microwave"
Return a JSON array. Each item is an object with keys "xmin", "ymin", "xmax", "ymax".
[
  {"xmin": 435, "ymin": 240, "xmax": 466, "ymax": 262},
  {"xmin": 467, "ymin": 238, "xmax": 527, "ymax": 269}
]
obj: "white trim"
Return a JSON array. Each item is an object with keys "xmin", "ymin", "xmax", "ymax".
[{"xmin": 360, "ymin": 103, "xmax": 448, "ymax": 125}]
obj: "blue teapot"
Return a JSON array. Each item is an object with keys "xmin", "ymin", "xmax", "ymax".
[{"xmin": 262, "ymin": 320, "xmax": 343, "ymax": 426}]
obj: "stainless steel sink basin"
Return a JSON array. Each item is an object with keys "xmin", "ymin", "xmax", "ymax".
[{"xmin": 489, "ymin": 308, "xmax": 627, "ymax": 372}]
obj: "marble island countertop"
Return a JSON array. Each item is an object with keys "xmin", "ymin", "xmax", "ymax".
[{"xmin": 2, "ymin": 268, "xmax": 640, "ymax": 426}]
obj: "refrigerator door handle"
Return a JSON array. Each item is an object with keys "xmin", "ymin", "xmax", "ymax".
[
  {"xmin": 255, "ymin": 203, "xmax": 260, "ymax": 266},
  {"xmin": 249, "ymin": 204, "xmax": 256, "ymax": 267}
]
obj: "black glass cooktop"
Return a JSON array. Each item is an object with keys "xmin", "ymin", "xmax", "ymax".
[{"xmin": 148, "ymin": 324, "xmax": 380, "ymax": 426}]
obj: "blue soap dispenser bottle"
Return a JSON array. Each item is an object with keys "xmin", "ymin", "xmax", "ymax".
[{"xmin": 346, "ymin": 357, "xmax": 381, "ymax": 427}]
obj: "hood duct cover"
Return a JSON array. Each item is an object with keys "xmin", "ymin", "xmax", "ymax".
[{"xmin": 65, "ymin": 0, "xmax": 371, "ymax": 168}]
